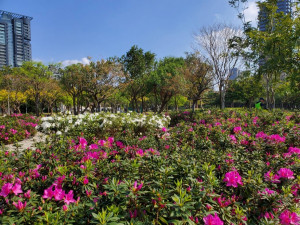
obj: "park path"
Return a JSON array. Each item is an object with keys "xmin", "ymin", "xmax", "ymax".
[{"xmin": 4, "ymin": 132, "xmax": 46, "ymax": 151}]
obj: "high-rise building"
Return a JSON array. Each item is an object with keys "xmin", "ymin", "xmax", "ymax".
[
  {"xmin": 229, "ymin": 68, "xmax": 240, "ymax": 80},
  {"xmin": 258, "ymin": 0, "xmax": 293, "ymax": 31},
  {"xmin": 0, "ymin": 10, "xmax": 33, "ymax": 68}
]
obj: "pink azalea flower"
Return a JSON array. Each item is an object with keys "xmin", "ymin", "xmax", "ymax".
[
  {"xmin": 223, "ymin": 171, "xmax": 243, "ymax": 188},
  {"xmin": 83, "ymin": 177, "xmax": 89, "ymax": 185},
  {"xmin": 229, "ymin": 135, "xmax": 237, "ymax": 143},
  {"xmin": 277, "ymin": 168, "xmax": 295, "ymax": 179},
  {"xmin": 136, "ymin": 149, "xmax": 144, "ymax": 157},
  {"xmin": 0, "ymin": 183, "xmax": 13, "ymax": 197},
  {"xmin": 0, "ymin": 183, "xmax": 23, "ymax": 197},
  {"xmin": 279, "ymin": 210, "xmax": 300, "ymax": 225},
  {"xmin": 12, "ymin": 183, "xmax": 23, "ymax": 195},
  {"xmin": 24, "ymin": 190, "xmax": 31, "ymax": 199},
  {"xmin": 162, "ymin": 127, "xmax": 167, "ymax": 132},
  {"xmin": 53, "ymin": 187, "xmax": 65, "ymax": 201},
  {"xmin": 203, "ymin": 213, "xmax": 224, "ymax": 225},
  {"xmin": 79, "ymin": 137, "xmax": 88, "ymax": 148},
  {"xmin": 132, "ymin": 181, "xmax": 143, "ymax": 192},
  {"xmin": 233, "ymin": 126, "xmax": 242, "ymax": 133},
  {"xmin": 256, "ymin": 131, "xmax": 268, "ymax": 139},
  {"xmin": 64, "ymin": 190, "xmax": 76, "ymax": 205},
  {"xmin": 43, "ymin": 186, "xmax": 54, "ymax": 199},
  {"xmin": 13, "ymin": 200, "xmax": 27, "ymax": 212},
  {"xmin": 63, "ymin": 205, "xmax": 68, "ymax": 212},
  {"xmin": 264, "ymin": 171, "xmax": 281, "ymax": 183},
  {"xmin": 288, "ymin": 147, "xmax": 300, "ymax": 155},
  {"xmin": 267, "ymin": 134, "xmax": 286, "ymax": 144},
  {"xmin": 89, "ymin": 144, "xmax": 99, "ymax": 150}
]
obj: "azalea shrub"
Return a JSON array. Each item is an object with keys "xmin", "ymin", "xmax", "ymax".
[
  {"xmin": 0, "ymin": 109, "xmax": 299, "ymax": 224},
  {"xmin": 0, "ymin": 114, "xmax": 39, "ymax": 145},
  {"xmin": 38, "ymin": 112, "xmax": 170, "ymax": 141}
]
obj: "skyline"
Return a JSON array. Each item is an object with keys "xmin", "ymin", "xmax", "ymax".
[{"xmin": 0, "ymin": 0, "xmax": 259, "ymax": 66}]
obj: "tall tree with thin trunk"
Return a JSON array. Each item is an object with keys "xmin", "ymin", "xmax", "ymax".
[{"xmin": 194, "ymin": 24, "xmax": 242, "ymax": 109}]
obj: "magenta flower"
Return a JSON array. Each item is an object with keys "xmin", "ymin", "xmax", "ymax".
[
  {"xmin": 63, "ymin": 205, "xmax": 68, "ymax": 212},
  {"xmin": 162, "ymin": 127, "xmax": 167, "ymax": 132},
  {"xmin": 12, "ymin": 183, "xmax": 23, "ymax": 195},
  {"xmin": 24, "ymin": 190, "xmax": 31, "ymax": 199},
  {"xmin": 203, "ymin": 213, "xmax": 224, "ymax": 225},
  {"xmin": 0, "ymin": 183, "xmax": 13, "ymax": 197},
  {"xmin": 288, "ymin": 147, "xmax": 300, "ymax": 155},
  {"xmin": 42, "ymin": 186, "xmax": 54, "ymax": 199},
  {"xmin": 223, "ymin": 171, "xmax": 243, "ymax": 188},
  {"xmin": 264, "ymin": 171, "xmax": 281, "ymax": 183},
  {"xmin": 279, "ymin": 210, "xmax": 300, "ymax": 225},
  {"xmin": 13, "ymin": 200, "xmax": 27, "ymax": 212},
  {"xmin": 79, "ymin": 137, "xmax": 88, "ymax": 148},
  {"xmin": 229, "ymin": 135, "xmax": 237, "ymax": 143},
  {"xmin": 136, "ymin": 149, "xmax": 145, "ymax": 157},
  {"xmin": 267, "ymin": 134, "xmax": 286, "ymax": 144},
  {"xmin": 89, "ymin": 144, "xmax": 99, "ymax": 150},
  {"xmin": 256, "ymin": 131, "xmax": 268, "ymax": 139},
  {"xmin": 83, "ymin": 177, "xmax": 89, "ymax": 185},
  {"xmin": 132, "ymin": 181, "xmax": 143, "ymax": 192},
  {"xmin": 233, "ymin": 126, "xmax": 242, "ymax": 133},
  {"xmin": 64, "ymin": 190, "xmax": 76, "ymax": 205},
  {"xmin": 53, "ymin": 187, "xmax": 65, "ymax": 201},
  {"xmin": 0, "ymin": 183, "xmax": 23, "ymax": 197},
  {"xmin": 277, "ymin": 168, "xmax": 295, "ymax": 180}
]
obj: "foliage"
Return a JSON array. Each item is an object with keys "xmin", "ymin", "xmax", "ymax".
[
  {"xmin": 0, "ymin": 114, "xmax": 39, "ymax": 144},
  {"xmin": 0, "ymin": 109, "xmax": 299, "ymax": 224}
]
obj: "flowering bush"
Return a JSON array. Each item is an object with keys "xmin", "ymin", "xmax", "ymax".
[
  {"xmin": 0, "ymin": 109, "xmax": 299, "ymax": 224},
  {"xmin": 38, "ymin": 112, "xmax": 170, "ymax": 141},
  {"xmin": 0, "ymin": 114, "xmax": 39, "ymax": 144}
]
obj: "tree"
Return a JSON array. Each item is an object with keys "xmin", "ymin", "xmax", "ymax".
[
  {"xmin": 20, "ymin": 62, "xmax": 52, "ymax": 116},
  {"xmin": 60, "ymin": 63, "xmax": 86, "ymax": 115},
  {"xmin": 0, "ymin": 67, "xmax": 26, "ymax": 114},
  {"xmin": 121, "ymin": 45, "xmax": 155, "ymax": 112},
  {"xmin": 184, "ymin": 52, "xmax": 214, "ymax": 111},
  {"xmin": 194, "ymin": 23, "xmax": 242, "ymax": 109},
  {"xmin": 148, "ymin": 57, "xmax": 186, "ymax": 113},
  {"xmin": 41, "ymin": 79, "xmax": 64, "ymax": 114},
  {"xmin": 226, "ymin": 71, "xmax": 263, "ymax": 108},
  {"xmin": 84, "ymin": 58, "xmax": 124, "ymax": 112},
  {"xmin": 229, "ymin": 0, "xmax": 300, "ymax": 109}
]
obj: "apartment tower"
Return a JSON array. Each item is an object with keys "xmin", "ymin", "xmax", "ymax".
[{"xmin": 0, "ymin": 10, "xmax": 33, "ymax": 68}]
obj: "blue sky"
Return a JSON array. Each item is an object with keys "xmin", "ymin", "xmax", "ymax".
[{"xmin": 1, "ymin": 0, "xmax": 258, "ymax": 65}]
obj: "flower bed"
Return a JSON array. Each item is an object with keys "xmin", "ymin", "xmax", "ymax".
[
  {"xmin": 38, "ymin": 112, "xmax": 170, "ymax": 141},
  {"xmin": 0, "ymin": 114, "xmax": 39, "ymax": 145},
  {"xmin": 0, "ymin": 109, "xmax": 299, "ymax": 224}
]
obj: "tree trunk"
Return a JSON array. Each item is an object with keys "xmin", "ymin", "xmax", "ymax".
[
  {"xmin": 73, "ymin": 95, "xmax": 77, "ymax": 115},
  {"xmin": 192, "ymin": 99, "xmax": 197, "ymax": 112},
  {"xmin": 35, "ymin": 93, "xmax": 40, "ymax": 117}
]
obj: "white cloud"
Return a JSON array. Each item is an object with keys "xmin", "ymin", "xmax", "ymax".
[
  {"xmin": 61, "ymin": 57, "xmax": 90, "ymax": 67},
  {"xmin": 244, "ymin": 1, "xmax": 259, "ymax": 24},
  {"xmin": 32, "ymin": 58, "xmax": 43, "ymax": 62}
]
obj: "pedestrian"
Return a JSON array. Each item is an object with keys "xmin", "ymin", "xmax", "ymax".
[{"xmin": 255, "ymin": 98, "xmax": 266, "ymax": 109}]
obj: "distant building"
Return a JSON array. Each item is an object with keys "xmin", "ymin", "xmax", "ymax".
[
  {"xmin": 0, "ymin": 10, "xmax": 33, "ymax": 68},
  {"xmin": 229, "ymin": 68, "xmax": 240, "ymax": 80},
  {"xmin": 258, "ymin": 0, "xmax": 293, "ymax": 32}
]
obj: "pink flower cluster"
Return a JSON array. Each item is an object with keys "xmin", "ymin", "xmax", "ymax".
[
  {"xmin": 43, "ymin": 185, "xmax": 76, "ymax": 205},
  {"xmin": 203, "ymin": 213, "xmax": 224, "ymax": 225},
  {"xmin": 0, "ymin": 183, "xmax": 23, "ymax": 197},
  {"xmin": 279, "ymin": 210, "xmax": 300, "ymax": 225},
  {"xmin": 264, "ymin": 168, "xmax": 294, "ymax": 183},
  {"xmin": 223, "ymin": 171, "xmax": 243, "ymax": 188}
]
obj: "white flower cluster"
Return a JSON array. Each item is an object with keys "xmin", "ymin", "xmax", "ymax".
[{"xmin": 38, "ymin": 112, "xmax": 170, "ymax": 134}]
